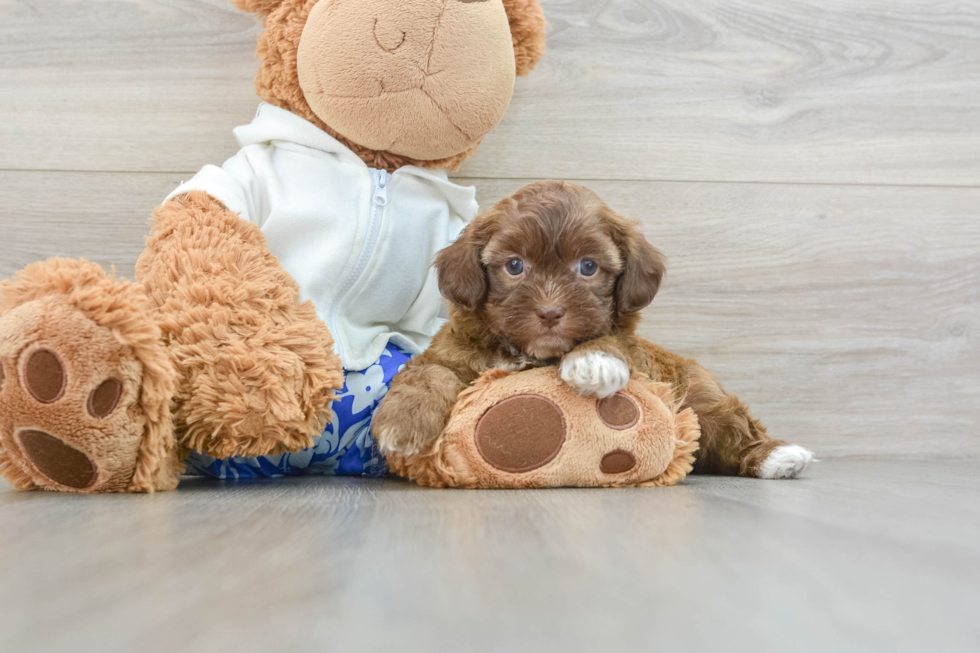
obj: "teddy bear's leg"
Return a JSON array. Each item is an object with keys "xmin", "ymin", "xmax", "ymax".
[
  {"xmin": 0, "ymin": 259, "xmax": 180, "ymax": 493},
  {"xmin": 682, "ymin": 364, "xmax": 814, "ymax": 479},
  {"xmin": 137, "ymin": 192, "xmax": 344, "ymax": 459}
]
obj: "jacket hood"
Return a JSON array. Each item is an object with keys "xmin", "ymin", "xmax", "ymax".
[{"xmin": 234, "ymin": 103, "xmax": 479, "ymax": 219}]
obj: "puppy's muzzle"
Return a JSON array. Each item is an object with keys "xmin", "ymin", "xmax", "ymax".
[{"xmin": 536, "ymin": 305, "xmax": 565, "ymax": 328}]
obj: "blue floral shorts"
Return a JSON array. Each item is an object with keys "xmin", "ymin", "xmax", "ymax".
[{"xmin": 184, "ymin": 343, "xmax": 412, "ymax": 479}]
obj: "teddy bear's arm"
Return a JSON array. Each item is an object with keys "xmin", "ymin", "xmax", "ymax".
[{"xmin": 135, "ymin": 191, "xmax": 345, "ymax": 459}]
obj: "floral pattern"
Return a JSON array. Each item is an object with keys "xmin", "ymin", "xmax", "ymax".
[{"xmin": 184, "ymin": 344, "xmax": 412, "ymax": 479}]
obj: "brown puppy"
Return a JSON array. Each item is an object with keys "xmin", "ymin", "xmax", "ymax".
[{"xmin": 373, "ymin": 181, "xmax": 814, "ymax": 478}]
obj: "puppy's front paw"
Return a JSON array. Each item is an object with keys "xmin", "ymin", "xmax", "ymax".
[
  {"xmin": 559, "ymin": 351, "xmax": 630, "ymax": 399},
  {"xmin": 373, "ymin": 399, "xmax": 446, "ymax": 457},
  {"xmin": 759, "ymin": 444, "xmax": 816, "ymax": 479}
]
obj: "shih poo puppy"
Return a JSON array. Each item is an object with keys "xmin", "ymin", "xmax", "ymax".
[{"xmin": 373, "ymin": 181, "xmax": 814, "ymax": 478}]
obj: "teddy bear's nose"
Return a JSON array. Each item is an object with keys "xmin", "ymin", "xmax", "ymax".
[{"xmin": 373, "ymin": 18, "xmax": 407, "ymax": 53}]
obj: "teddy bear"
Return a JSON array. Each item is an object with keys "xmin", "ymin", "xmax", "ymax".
[{"xmin": 0, "ymin": 0, "xmax": 547, "ymax": 493}]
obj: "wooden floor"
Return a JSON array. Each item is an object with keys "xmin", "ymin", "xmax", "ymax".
[
  {"xmin": 1, "ymin": 1, "xmax": 978, "ymax": 650},
  {"xmin": 1, "ymin": 459, "xmax": 978, "ymax": 652}
]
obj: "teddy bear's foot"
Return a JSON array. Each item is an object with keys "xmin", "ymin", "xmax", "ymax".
[
  {"xmin": 0, "ymin": 259, "xmax": 179, "ymax": 493},
  {"xmin": 388, "ymin": 367, "xmax": 701, "ymax": 489}
]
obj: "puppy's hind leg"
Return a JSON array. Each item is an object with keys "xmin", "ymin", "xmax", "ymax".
[{"xmin": 683, "ymin": 364, "xmax": 814, "ymax": 479}]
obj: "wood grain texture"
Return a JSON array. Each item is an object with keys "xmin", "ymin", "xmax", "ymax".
[
  {"xmin": 1, "ymin": 0, "xmax": 979, "ymax": 184},
  {"xmin": 2, "ymin": 171, "xmax": 977, "ymax": 457},
  {"xmin": 1, "ymin": 459, "xmax": 978, "ymax": 652},
  {"xmin": 474, "ymin": 179, "xmax": 980, "ymax": 459},
  {"xmin": 0, "ymin": 171, "xmax": 186, "ymax": 277}
]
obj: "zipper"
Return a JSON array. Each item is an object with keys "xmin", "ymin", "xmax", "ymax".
[{"xmin": 326, "ymin": 168, "xmax": 390, "ymax": 363}]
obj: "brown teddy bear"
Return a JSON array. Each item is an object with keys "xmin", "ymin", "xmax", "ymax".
[{"xmin": 0, "ymin": 0, "xmax": 546, "ymax": 493}]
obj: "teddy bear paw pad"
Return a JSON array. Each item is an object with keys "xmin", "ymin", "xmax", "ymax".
[
  {"xmin": 596, "ymin": 392, "xmax": 639, "ymax": 429},
  {"xmin": 599, "ymin": 449, "xmax": 636, "ymax": 474},
  {"xmin": 17, "ymin": 429, "xmax": 97, "ymax": 489},
  {"xmin": 0, "ymin": 296, "xmax": 148, "ymax": 493},
  {"xmin": 23, "ymin": 348, "xmax": 67, "ymax": 403},
  {"xmin": 475, "ymin": 394, "xmax": 566, "ymax": 473}
]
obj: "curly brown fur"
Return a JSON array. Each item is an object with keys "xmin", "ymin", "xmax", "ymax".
[
  {"xmin": 240, "ymin": 0, "xmax": 546, "ymax": 172},
  {"xmin": 137, "ymin": 192, "xmax": 344, "ymax": 459},
  {"xmin": 0, "ymin": 259, "xmax": 180, "ymax": 492},
  {"xmin": 501, "ymin": 0, "xmax": 547, "ymax": 77},
  {"xmin": 377, "ymin": 181, "xmax": 795, "ymax": 476}
]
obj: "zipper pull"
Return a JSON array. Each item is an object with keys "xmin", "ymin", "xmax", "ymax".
[{"xmin": 373, "ymin": 169, "xmax": 389, "ymax": 207}]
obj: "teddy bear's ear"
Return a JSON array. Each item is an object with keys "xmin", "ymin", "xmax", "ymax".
[
  {"xmin": 232, "ymin": 0, "xmax": 287, "ymax": 17},
  {"xmin": 501, "ymin": 0, "xmax": 547, "ymax": 76}
]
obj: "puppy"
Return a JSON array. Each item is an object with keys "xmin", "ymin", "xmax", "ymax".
[{"xmin": 373, "ymin": 181, "xmax": 814, "ymax": 479}]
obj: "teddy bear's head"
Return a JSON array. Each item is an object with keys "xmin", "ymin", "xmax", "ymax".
[{"xmin": 233, "ymin": 0, "xmax": 546, "ymax": 171}]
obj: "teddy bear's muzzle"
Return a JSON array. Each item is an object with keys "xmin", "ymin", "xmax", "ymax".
[{"xmin": 296, "ymin": 0, "xmax": 516, "ymax": 161}]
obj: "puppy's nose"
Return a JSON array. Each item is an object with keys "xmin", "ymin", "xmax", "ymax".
[{"xmin": 536, "ymin": 306, "xmax": 565, "ymax": 327}]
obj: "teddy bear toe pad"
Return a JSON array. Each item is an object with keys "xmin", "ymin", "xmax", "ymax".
[
  {"xmin": 596, "ymin": 393, "xmax": 640, "ymax": 429},
  {"xmin": 23, "ymin": 348, "xmax": 67, "ymax": 403},
  {"xmin": 17, "ymin": 429, "xmax": 97, "ymax": 489},
  {"xmin": 599, "ymin": 449, "xmax": 637, "ymax": 474}
]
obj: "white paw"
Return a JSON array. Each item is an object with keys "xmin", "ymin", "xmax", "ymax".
[
  {"xmin": 559, "ymin": 351, "xmax": 631, "ymax": 399},
  {"xmin": 377, "ymin": 439, "xmax": 408, "ymax": 455},
  {"xmin": 373, "ymin": 426, "xmax": 412, "ymax": 456},
  {"xmin": 759, "ymin": 444, "xmax": 816, "ymax": 479}
]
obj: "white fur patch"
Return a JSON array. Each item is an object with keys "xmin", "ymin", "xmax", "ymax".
[
  {"xmin": 759, "ymin": 444, "xmax": 816, "ymax": 479},
  {"xmin": 559, "ymin": 351, "xmax": 631, "ymax": 398}
]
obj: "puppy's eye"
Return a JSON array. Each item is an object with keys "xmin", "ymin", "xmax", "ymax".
[
  {"xmin": 505, "ymin": 259, "xmax": 525, "ymax": 275},
  {"xmin": 578, "ymin": 259, "xmax": 598, "ymax": 276}
]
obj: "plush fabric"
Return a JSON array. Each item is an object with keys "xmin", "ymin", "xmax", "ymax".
[
  {"xmin": 501, "ymin": 0, "xmax": 547, "ymax": 77},
  {"xmin": 138, "ymin": 191, "xmax": 345, "ymax": 461},
  {"xmin": 386, "ymin": 367, "xmax": 701, "ymax": 489},
  {"xmin": 244, "ymin": 0, "xmax": 546, "ymax": 171},
  {"xmin": 166, "ymin": 103, "xmax": 479, "ymax": 370},
  {"xmin": 0, "ymin": 259, "xmax": 178, "ymax": 493},
  {"xmin": 298, "ymin": 0, "xmax": 515, "ymax": 161},
  {"xmin": 185, "ymin": 343, "xmax": 411, "ymax": 479}
]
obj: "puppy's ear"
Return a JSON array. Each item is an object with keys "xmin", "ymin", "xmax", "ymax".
[
  {"xmin": 606, "ymin": 210, "xmax": 667, "ymax": 314},
  {"xmin": 436, "ymin": 226, "xmax": 488, "ymax": 311}
]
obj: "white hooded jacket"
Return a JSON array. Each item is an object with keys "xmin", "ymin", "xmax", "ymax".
[{"xmin": 168, "ymin": 103, "xmax": 478, "ymax": 371}]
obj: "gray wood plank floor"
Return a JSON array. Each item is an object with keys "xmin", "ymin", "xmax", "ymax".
[{"xmin": 2, "ymin": 459, "xmax": 978, "ymax": 653}]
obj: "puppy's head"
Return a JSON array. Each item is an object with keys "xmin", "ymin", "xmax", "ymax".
[{"xmin": 436, "ymin": 181, "xmax": 666, "ymax": 359}]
